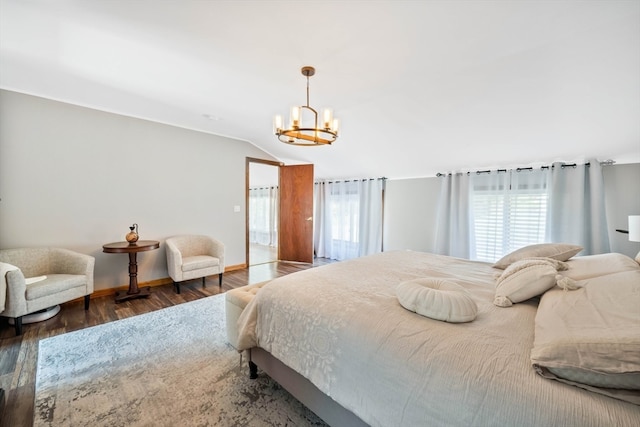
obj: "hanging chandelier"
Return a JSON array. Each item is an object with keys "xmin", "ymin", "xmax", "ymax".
[{"xmin": 273, "ymin": 66, "xmax": 339, "ymax": 146}]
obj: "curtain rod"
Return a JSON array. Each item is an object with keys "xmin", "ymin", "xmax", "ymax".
[
  {"xmin": 436, "ymin": 159, "xmax": 615, "ymax": 177},
  {"xmin": 250, "ymin": 177, "xmax": 389, "ymax": 188},
  {"xmin": 315, "ymin": 177, "xmax": 387, "ymax": 184},
  {"xmin": 249, "ymin": 186, "xmax": 278, "ymax": 190}
]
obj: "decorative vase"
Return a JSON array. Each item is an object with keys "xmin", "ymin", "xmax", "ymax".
[{"xmin": 126, "ymin": 223, "xmax": 139, "ymax": 244}]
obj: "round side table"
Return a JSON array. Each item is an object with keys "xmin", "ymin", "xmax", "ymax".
[{"xmin": 103, "ymin": 240, "xmax": 160, "ymax": 303}]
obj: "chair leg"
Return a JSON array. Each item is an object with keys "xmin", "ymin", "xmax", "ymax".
[
  {"xmin": 174, "ymin": 281, "xmax": 181, "ymax": 294},
  {"xmin": 84, "ymin": 295, "xmax": 91, "ymax": 310},
  {"xmin": 14, "ymin": 316, "xmax": 23, "ymax": 336},
  {"xmin": 202, "ymin": 277, "xmax": 206, "ymax": 288},
  {"xmin": 219, "ymin": 272, "xmax": 223, "ymax": 287}
]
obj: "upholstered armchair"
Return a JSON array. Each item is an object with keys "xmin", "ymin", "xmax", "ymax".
[
  {"xmin": 0, "ymin": 247, "xmax": 95, "ymax": 335},
  {"xmin": 165, "ymin": 235, "xmax": 225, "ymax": 294}
]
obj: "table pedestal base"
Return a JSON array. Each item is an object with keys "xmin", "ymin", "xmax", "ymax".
[{"xmin": 115, "ymin": 286, "xmax": 151, "ymax": 303}]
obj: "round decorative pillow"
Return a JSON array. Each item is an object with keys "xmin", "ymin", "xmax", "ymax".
[{"xmin": 396, "ymin": 278, "xmax": 478, "ymax": 323}]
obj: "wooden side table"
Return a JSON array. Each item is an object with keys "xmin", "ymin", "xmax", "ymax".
[{"xmin": 102, "ymin": 240, "xmax": 160, "ymax": 303}]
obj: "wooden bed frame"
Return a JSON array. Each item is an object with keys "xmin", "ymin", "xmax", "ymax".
[{"xmin": 249, "ymin": 347, "xmax": 368, "ymax": 427}]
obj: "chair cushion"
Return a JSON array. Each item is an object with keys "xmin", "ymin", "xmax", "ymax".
[
  {"xmin": 181, "ymin": 255, "xmax": 220, "ymax": 272},
  {"xmin": 25, "ymin": 274, "xmax": 87, "ymax": 300}
]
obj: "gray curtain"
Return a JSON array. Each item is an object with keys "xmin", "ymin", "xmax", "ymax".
[
  {"xmin": 434, "ymin": 173, "xmax": 472, "ymax": 258},
  {"xmin": 435, "ymin": 160, "xmax": 611, "ymax": 260},
  {"xmin": 546, "ymin": 160, "xmax": 610, "ymax": 254}
]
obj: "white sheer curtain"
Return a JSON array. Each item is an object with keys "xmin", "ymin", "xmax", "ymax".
[
  {"xmin": 434, "ymin": 160, "xmax": 610, "ymax": 261},
  {"xmin": 508, "ymin": 168, "xmax": 549, "ymax": 249},
  {"xmin": 468, "ymin": 170, "xmax": 509, "ymax": 261},
  {"xmin": 248, "ymin": 187, "xmax": 278, "ymax": 246},
  {"xmin": 546, "ymin": 161, "xmax": 610, "ymax": 254},
  {"xmin": 314, "ymin": 179, "xmax": 385, "ymax": 260}
]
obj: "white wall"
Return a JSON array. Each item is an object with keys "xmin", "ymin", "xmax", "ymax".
[
  {"xmin": 0, "ymin": 90, "xmax": 276, "ymax": 291},
  {"xmin": 384, "ymin": 163, "xmax": 640, "ymax": 260},
  {"xmin": 2, "ymin": 90, "xmax": 637, "ymax": 293},
  {"xmin": 603, "ymin": 163, "xmax": 640, "ymax": 257},
  {"xmin": 383, "ymin": 177, "xmax": 440, "ymax": 253}
]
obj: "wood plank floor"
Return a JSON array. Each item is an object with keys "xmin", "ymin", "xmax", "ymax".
[{"xmin": 0, "ymin": 259, "xmax": 334, "ymax": 427}]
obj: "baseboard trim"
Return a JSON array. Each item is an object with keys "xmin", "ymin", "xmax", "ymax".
[{"xmin": 76, "ymin": 263, "xmax": 247, "ymax": 300}]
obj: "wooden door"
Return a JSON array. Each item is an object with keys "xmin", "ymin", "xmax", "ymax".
[{"xmin": 278, "ymin": 164, "xmax": 314, "ymax": 263}]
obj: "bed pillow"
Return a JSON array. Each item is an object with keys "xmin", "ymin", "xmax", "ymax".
[
  {"xmin": 531, "ymin": 270, "xmax": 640, "ymax": 404},
  {"xmin": 493, "ymin": 243, "xmax": 583, "ymax": 270},
  {"xmin": 560, "ymin": 253, "xmax": 640, "ymax": 280},
  {"xmin": 493, "ymin": 258, "xmax": 569, "ymax": 307},
  {"xmin": 396, "ymin": 278, "xmax": 477, "ymax": 323}
]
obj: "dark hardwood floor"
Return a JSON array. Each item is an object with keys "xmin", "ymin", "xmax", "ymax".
[{"xmin": 0, "ymin": 259, "xmax": 334, "ymax": 427}]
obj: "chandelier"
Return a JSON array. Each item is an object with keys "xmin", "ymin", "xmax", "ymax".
[{"xmin": 273, "ymin": 66, "xmax": 339, "ymax": 146}]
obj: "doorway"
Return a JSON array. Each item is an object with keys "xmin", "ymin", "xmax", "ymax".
[{"xmin": 246, "ymin": 158, "xmax": 282, "ymax": 266}]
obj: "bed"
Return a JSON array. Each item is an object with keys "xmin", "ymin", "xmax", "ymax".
[{"xmin": 236, "ymin": 248, "xmax": 640, "ymax": 426}]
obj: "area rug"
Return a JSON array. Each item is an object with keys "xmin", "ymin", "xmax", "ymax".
[{"xmin": 34, "ymin": 294, "xmax": 328, "ymax": 426}]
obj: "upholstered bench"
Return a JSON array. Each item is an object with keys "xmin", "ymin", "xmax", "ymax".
[{"xmin": 225, "ymin": 281, "xmax": 270, "ymax": 349}]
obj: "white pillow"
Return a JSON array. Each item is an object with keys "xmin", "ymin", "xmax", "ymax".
[
  {"xmin": 396, "ymin": 278, "xmax": 477, "ymax": 323},
  {"xmin": 560, "ymin": 253, "xmax": 640, "ymax": 281},
  {"xmin": 494, "ymin": 259, "xmax": 564, "ymax": 307},
  {"xmin": 493, "ymin": 243, "xmax": 583, "ymax": 270}
]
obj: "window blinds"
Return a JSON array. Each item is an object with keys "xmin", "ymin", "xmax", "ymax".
[{"xmin": 471, "ymin": 170, "xmax": 548, "ymax": 262}]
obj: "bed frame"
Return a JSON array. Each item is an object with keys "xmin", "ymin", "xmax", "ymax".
[{"xmin": 249, "ymin": 347, "xmax": 368, "ymax": 427}]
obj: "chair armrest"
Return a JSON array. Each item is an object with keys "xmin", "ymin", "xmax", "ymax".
[
  {"xmin": 208, "ymin": 239, "xmax": 225, "ymax": 270},
  {"xmin": 1, "ymin": 262, "xmax": 20, "ymax": 313},
  {"xmin": 165, "ymin": 240, "xmax": 183, "ymax": 280},
  {"xmin": 4, "ymin": 269, "xmax": 28, "ymax": 315}
]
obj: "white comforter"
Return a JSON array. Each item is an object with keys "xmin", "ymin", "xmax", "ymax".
[{"xmin": 237, "ymin": 250, "xmax": 640, "ymax": 426}]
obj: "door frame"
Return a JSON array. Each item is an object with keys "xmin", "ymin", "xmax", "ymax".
[{"xmin": 246, "ymin": 157, "xmax": 284, "ymax": 268}]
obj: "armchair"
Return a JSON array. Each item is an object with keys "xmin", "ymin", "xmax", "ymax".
[
  {"xmin": 0, "ymin": 247, "xmax": 95, "ymax": 335},
  {"xmin": 165, "ymin": 235, "xmax": 225, "ymax": 294}
]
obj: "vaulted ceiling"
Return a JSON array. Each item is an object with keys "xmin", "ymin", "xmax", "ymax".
[{"xmin": 1, "ymin": 0, "xmax": 638, "ymax": 179}]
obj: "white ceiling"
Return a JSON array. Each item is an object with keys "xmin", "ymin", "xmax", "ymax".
[{"xmin": 1, "ymin": 0, "xmax": 638, "ymax": 179}]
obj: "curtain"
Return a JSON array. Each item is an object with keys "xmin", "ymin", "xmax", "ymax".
[
  {"xmin": 434, "ymin": 173, "xmax": 472, "ymax": 258},
  {"xmin": 546, "ymin": 161, "xmax": 610, "ymax": 254},
  {"xmin": 248, "ymin": 187, "xmax": 278, "ymax": 246},
  {"xmin": 359, "ymin": 178, "xmax": 385, "ymax": 255},
  {"xmin": 314, "ymin": 179, "xmax": 385, "ymax": 260},
  {"xmin": 434, "ymin": 160, "xmax": 610, "ymax": 260},
  {"xmin": 508, "ymin": 168, "xmax": 549, "ymax": 251},
  {"xmin": 468, "ymin": 170, "xmax": 509, "ymax": 261}
]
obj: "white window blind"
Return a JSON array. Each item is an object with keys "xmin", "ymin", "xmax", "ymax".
[{"xmin": 472, "ymin": 171, "xmax": 548, "ymax": 262}]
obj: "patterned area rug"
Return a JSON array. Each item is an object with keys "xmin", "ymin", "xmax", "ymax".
[{"xmin": 34, "ymin": 294, "xmax": 327, "ymax": 426}]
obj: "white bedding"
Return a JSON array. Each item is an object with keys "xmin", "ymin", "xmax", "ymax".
[{"xmin": 237, "ymin": 250, "xmax": 640, "ymax": 426}]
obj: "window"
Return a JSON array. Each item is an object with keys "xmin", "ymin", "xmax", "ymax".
[
  {"xmin": 314, "ymin": 179, "xmax": 385, "ymax": 261},
  {"xmin": 328, "ymin": 182, "xmax": 360, "ymax": 253},
  {"xmin": 471, "ymin": 171, "xmax": 548, "ymax": 262},
  {"xmin": 248, "ymin": 187, "xmax": 278, "ymax": 246},
  {"xmin": 435, "ymin": 162, "xmax": 609, "ymax": 261}
]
